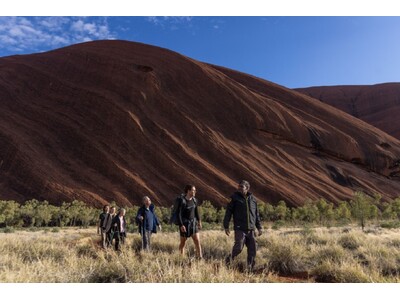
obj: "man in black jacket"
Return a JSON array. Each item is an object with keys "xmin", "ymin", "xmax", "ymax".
[{"xmin": 223, "ymin": 180, "xmax": 263, "ymax": 271}]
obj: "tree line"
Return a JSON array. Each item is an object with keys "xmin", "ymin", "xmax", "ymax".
[{"xmin": 1, "ymin": 191, "xmax": 400, "ymax": 230}]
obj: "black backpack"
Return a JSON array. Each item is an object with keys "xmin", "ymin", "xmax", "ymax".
[{"xmin": 169, "ymin": 195, "xmax": 197, "ymax": 225}]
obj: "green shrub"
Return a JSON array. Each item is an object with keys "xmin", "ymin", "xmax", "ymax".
[
  {"xmin": 1, "ymin": 227, "xmax": 15, "ymax": 233},
  {"xmin": 380, "ymin": 221, "xmax": 400, "ymax": 229},
  {"xmin": 271, "ymin": 220, "xmax": 285, "ymax": 230}
]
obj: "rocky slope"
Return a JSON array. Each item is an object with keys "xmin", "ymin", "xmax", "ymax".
[
  {"xmin": 296, "ymin": 83, "xmax": 400, "ymax": 140},
  {"xmin": 1, "ymin": 40, "xmax": 399, "ymax": 207}
]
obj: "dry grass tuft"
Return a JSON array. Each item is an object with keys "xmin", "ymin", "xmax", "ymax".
[{"xmin": 1, "ymin": 226, "xmax": 400, "ymax": 282}]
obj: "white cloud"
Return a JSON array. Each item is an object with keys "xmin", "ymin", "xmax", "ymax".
[
  {"xmin": 0, "ymin": 17, "xmax": 116, "ymax": 55},
  {"xmin": 146, "ymin": 16, "xmax": 193, "ymax": 29}
]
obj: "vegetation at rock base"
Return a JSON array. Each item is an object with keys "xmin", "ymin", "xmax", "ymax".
[
  {"xmin": 2, "ymin": 191, "xmax": 400, "ymax": 232},
  {"xmin": 1, "ymin": 191, "xmax": 400, "ymax": 282}
]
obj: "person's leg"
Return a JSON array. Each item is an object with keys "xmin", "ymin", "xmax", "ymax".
[
  {"xmin": 232, "ymin": 230, "xmax": 246, "ymax": 259},
  {"xmin": 226, "ymin": 230, "xmax": 246, "ymax": 266},
  {"xmin": 114, "ymin": 232, "xmax": 120, "ymax": 251},
  {"xmin": 101, "ymin": 229, "xmax": 107, "ymax": 249},
  {"xmin": 108, "ymin": 231, "xmax": 114, "ymax": 248},
  {"xmin": 179, "ymin": 236, "xmax": 187, "ymax": 255},
  {"xmin": 147, "ymin": 231, "xmax": 152, "ymax": 250},
  {"xmin": 245, "ymin": 231, "xmax": 257, "ymax": 271},
  {"xmin": 106, "ymin": 230, "xmax": 111, "ymax": 248},
  {"xmin": 143, "ymin": 230, "xmax": 151, "ymax": 251},
  {"xmin": 192, "ymin": 233, "xmax": 203, "ymax": 258}
]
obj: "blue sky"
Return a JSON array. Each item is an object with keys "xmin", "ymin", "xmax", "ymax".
[{"xmin": 1, "ymin": 16, "xmax": 400, "ymax": 88}]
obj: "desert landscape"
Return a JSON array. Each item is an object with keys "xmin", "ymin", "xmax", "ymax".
[{"xmin": 1, "ymin": 39, "xmax": 400, "ymax": 284}]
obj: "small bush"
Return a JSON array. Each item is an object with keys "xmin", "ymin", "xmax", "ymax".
[
  {"xmin": 51, "ymin": 227, "xmax": 60, "ymax": 233},
  {"xmin": 267, "ymin": 243, "xmax": 305, "ymax": 275},
  {"xmin": 76, "ymin": 244, "xmax": 99, "ymax": 259},
  {"xmin": 338, "ymin": 234, "xmax": 362, "ymax": 250},
  {"xmin": 305, "ymin": 233, "xmax": 328, "ymax": 245},
  {"xmin": 312, "ymin": 261, "xmax": 370, "ymax": 283},
  {"xmin": 388, "ymin": 239, "xmax": 400, "ymax": 248},
  {"xmin": 313, "ymin": 245, "xmax": 346, "ymax": 264},
  {"xmin": 1, "ymin": 227, "xmax": 15, "ymax": 233},
  {"xmin": 90, "ymin": 262, "xmax": 130, "ymax": 283},
  {"xmin": 380, "ymin": 221, "xmax": 400, "ymax": 229},
  {"xmin": 271, "ymin": 220, "xmax": 285, "ymax": 230}
]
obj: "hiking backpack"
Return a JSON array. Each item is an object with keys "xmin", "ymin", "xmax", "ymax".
[{"xmin": 169, "ymin": 196, "xmax": 197, "ymax": 225}]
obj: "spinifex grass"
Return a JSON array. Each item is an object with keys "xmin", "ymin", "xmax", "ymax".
[{"xmin": 1, "ymin": 226, "xmax": 399, "ymax": 282}]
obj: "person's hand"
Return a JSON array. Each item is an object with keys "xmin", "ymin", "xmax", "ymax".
[
  {"xmin": 198, "ymin": 221, "xmax": 202, "ymax": 230},
  {"xmin": 258, "ymin": 229, "xmax": 263, "ymax": 236},
  {"xmin": 180, "ymin": 225, "xmax": 186, "ymax": 233},
  {"xmin": 158, "ymin": 225, "xmax": 162, "ymax": 231},
  {"xmin": 225, "ymin": 229, "xmax": 230, "ymax": 236},
  {"xmin": 138, "ymin": 216, "xmax": 143, "ymax": 221}
]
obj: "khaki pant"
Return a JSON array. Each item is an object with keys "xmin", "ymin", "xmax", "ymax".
[{"xmin": 100, "ymin": 228, "xmax": 107, "ymax": 249}]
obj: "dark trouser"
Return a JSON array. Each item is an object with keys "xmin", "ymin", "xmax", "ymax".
[
  {"xmin": 141, "ymin": 230, "xmax": 152, "ymax": 251},
  {"xmin": 114, "ymin": 232, "xmax": 126, "ymax": 251},
  {"xmin": 106, "ymin": 230, "xmax": 114, "ymax": 248},
  {"xmin": 230, "ymin": 230, "xmax": 257, "ymax": 269}
]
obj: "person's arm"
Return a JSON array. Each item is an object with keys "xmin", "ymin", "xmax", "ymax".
[
  {"xmin": 136, "ymin": 207, "xmax": 143, "ymax": 224},
  {"xmin": 177, "ymin": 199, "xmax": 186, "ymax": 233},
  {"xmin": 111, "ymin": 216, "xmax": 118, "ymax": 232},
  {"xmin": 154, "ymin": 213, "xmax": 162, "ymax": 230},
  {"xmin": 97, "ymin": 214, "xmax": 102, "ymax": 234},
  {"xmin": 195, "ymin": 204, "xmax": 202, "ymax": 229},
  {"xmin": 255, "ymin": 199, "xmax": 263, "ymax": 236},
  {"xmin": 154, "ymin": 212, "xmax": 160, "ymax": 226},
  {"xmin": 223, "ymin": 199, "xmax": 234, "ymax": 236}
]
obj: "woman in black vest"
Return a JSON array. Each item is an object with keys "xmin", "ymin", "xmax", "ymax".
[{"xmin": 177, "ymin": 185, "xmax": 202, "ymax": 259}]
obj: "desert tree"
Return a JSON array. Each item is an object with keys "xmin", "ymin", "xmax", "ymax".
[
  {"xmin": 350, "ymin": 191, "xmax": 377, "ymax": 231},
  {"xmin": 274, "ymin": 200, "xmax": 289, "ymax": 221},
  {"xmin": 200, "ymin": 200, "xmax": 218, "ymax": 223},
  {"xmin": 0, "ymin": 200, "xmax": 21, "ymax": 227},
  {"xmin": 334, "ymin": 201, "xmax": 351, "ymax": 224},
  {"xmin": 316, "ymin": 198, "xmax": 334, "ymax": 226}
]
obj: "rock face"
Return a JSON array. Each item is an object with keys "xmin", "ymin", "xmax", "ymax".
[
  {"xmin": 296, "ymin": 84, "xmax": 400, "ymax": 140},
  {"xmin": 1, "ymin": 40, "xmax": 400, "ymax": 207}
]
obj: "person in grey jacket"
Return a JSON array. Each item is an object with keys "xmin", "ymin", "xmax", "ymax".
[{"xmin": 223, "ymin": 180, "xmax": 263, "ymax": 271}]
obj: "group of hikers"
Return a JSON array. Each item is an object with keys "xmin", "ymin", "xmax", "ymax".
[{"xmin": 97, "ymin": 180, "xmax": 263, "ymax": 270}]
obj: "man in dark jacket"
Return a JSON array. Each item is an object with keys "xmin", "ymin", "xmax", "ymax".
[
  {"xmin": 97, "ymin": 205, "xmax": 111, "ymax": 249},
  {"xmin": 106, "ymin": 206, "xmax": 117, "ymax": 248},
  {"xmin": 136, "ymin": 196, "xmax": 161, "ymax": 251},
  {"xmin": 223, "ymin": 180, "xmax": 263, "ymax": 271}
]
